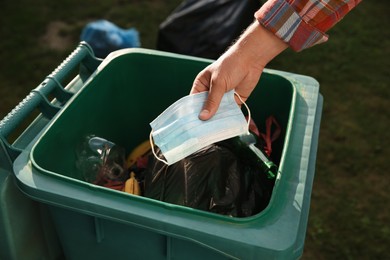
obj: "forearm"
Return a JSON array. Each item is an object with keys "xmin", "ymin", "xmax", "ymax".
[
  {"xmin": 227, "ymin": 21, "xmax": 288, "ymax": 70},
  {"xmin": 255, "ymin": 0, "xmax": 363, "ymax": 51}
]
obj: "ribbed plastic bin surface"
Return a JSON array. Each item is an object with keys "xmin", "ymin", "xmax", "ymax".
[
  {"xmin": 0, "ymin": 42, "xmax": 99, "ymax": 260},
  {"xmin": 13, "ymin": 48, "xmax": 322, "ymax": 260}
]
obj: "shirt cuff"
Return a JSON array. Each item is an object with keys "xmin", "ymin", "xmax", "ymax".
[{"xmin": 254, "ymin": 0, "xmax": 328, "ymax": 52}]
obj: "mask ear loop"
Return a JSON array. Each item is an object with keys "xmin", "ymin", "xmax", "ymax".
[
  {"xmin": 234, "ymin": 92, "xmax": 251, "ymax": 135},
  {"xmin": 150, "ymin": 92, "xmax": 249, "ymax": 165},
  {"xmin": 149, "ymin": 131, "xmax": 169, "ymax": 165}
]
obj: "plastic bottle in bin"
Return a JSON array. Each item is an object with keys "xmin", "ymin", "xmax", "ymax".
[
  {"xmin": 75, "ymin": 135, "xmax": 127, "ymax": 186},
  {"xmin": 234, "ymin": 133, "xmax": 278, "ymax": 179}
]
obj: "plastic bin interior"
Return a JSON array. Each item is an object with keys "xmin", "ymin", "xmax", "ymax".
[{"xmin": 13, "ymin": 48, "xmax": 322, "ymax": 259}]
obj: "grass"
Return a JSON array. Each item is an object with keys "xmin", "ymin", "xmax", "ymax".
[
  {"xmin": 0, "ymin": 0, "xmax": 389, "ymax": 259},
  {"xmin": 0, "ymin": 0, "xmax": 181, "ymax": 119}
]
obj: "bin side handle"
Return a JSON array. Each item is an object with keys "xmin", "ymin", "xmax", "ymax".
[{"xmin": 0, "ymin": 42, "xmax": 96, "ymax": 162}]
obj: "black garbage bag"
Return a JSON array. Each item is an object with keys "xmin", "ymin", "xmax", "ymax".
[
  {"xmin": 144, "ymin": 137, "xmax": 275, "ymax": 217},
  {"xmin": 156, "ymin": 0, "xmax": 263, "ymax": 59}
]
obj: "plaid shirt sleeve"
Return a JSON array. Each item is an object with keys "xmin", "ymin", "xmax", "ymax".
[{"xmin": 255, "ymin": 0, "xmax": 362, "ymax": 51}]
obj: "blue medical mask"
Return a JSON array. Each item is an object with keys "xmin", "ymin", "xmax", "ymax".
[{"xmin": 150, "ymin": 90, "xmax": 250, "ymax": 165}]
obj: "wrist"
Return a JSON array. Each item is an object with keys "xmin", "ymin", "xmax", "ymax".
[{"xmin": 233, "ymin": 21, "xmax": 288, "ymax": 69}]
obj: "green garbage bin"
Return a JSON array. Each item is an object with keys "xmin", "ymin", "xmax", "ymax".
[
  {"xmin": 9, "ymin": 44, "xmax": 322, "ymax": 259},
  {"xmin": 0, "ymin": 42, "xmax": 101, "ymax": 260}
]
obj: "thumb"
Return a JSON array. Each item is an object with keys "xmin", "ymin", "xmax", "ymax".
[{"xmin": 199, "ymin": 82, "xmax": 226, "ymax": 121}]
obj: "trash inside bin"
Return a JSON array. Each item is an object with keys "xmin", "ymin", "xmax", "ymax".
[
  {"xmin": 13, "ymin": 47, "xmax": 323, "ymax": 259},
  {"xmin": 144, "ymin": 136, "xmax": 275, "ymax": 218}
]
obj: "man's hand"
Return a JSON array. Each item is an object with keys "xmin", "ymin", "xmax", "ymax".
[{"xmin": 191, "ymin": 21, "xmax": 288, "ymax": 120}]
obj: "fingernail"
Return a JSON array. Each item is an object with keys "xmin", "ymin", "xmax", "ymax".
[{"xmin": 199, "ymin": 109, "xmax": 210, "ymax": 120}]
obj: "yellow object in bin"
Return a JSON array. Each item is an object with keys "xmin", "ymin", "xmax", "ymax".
[
  {"xmin": 126, "ymin": 140, "xmax": 151, "ymax": 167},
  {"xmin": 123, "ymin": 172, "xmax": 141, "ymax": 195}
]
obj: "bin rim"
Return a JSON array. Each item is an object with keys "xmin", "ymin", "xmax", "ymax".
[
  {"xmin": 13, "ymin": 47, "xmax": 322, "ymax": 259},
  {"xmin": 28, "ymin": 47, "xmax": 301, "ymax": 224}
]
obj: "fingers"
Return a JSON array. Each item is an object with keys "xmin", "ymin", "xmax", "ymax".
[
  {"xmin": 190, "ymin": 69, "xmax": 211, "ymax": 94},
  {"xmin": 234, "ymin": 69, "xmax": 262, "ymax": 104},
  {"xmin": 191, "ymin": 55, "xmax": 263, "ymax": 121},
  {"xmin": 192, "ymin": 67, "xmax": 228, "ymax": 120},
  {"xmin": 199, "ymin": 83, "xmax": 225, "ymax": 120},
  {"xmin": 191, "ymin": 67, "xmax": 260, "ymax": 120}
]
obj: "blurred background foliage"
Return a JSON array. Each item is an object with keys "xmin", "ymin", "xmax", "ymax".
[{"xmin": 0, "ymin": 0, "xmax": 388, "ymax": 259}]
